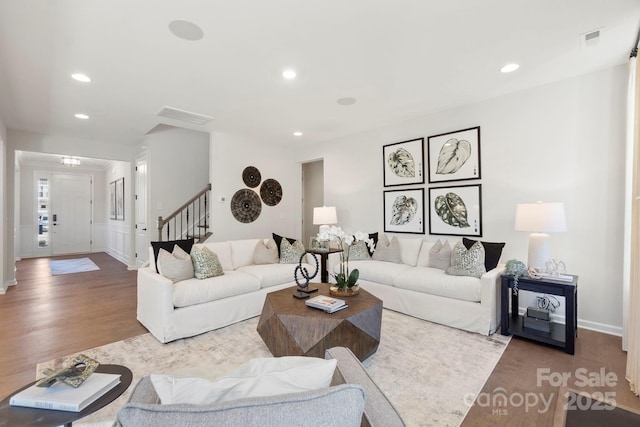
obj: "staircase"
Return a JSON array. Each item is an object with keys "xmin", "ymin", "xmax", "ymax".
[{"xmin": 157, "ymin": 183, "xmax": 212, "ymax": 243}]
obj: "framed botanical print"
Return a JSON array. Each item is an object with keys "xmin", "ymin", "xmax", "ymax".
[
  {"xmin": 115, "ymin": 177, "xmax": 125, "ymax": 221},
  {"xmin": 427, "ymin": 126, "xmax": 481, "ymax": 183},
  {"xmin": 383, "ymin": 138, "xmax": 424, "ymax": 187},
  {"xmin": 383, "ymin": 188, "xmax": 425, "ymax": 234},
  {"xmin": 109, "ymin": 181, "xmax": 116, "ymax": 220},
  {"xmin": 428, "ymin": 184, "xmax": 482, "ymax": 237}
]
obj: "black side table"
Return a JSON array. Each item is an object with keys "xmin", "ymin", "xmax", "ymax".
[
  {"xmin": 306, "ymin": 248, "xmax": 343, "ymax": 283},
  {"xmin": 501, "ymin": 274, "xmax": 578, "ymax": 354},
  {"xmin": 0, "ymin": 364, "xmax": 133, "ymax": 426}
]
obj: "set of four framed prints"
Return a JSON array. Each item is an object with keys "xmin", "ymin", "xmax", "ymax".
[{"xmin": 382, "ymin": 126, "xmax": 482, "ymax": 237}]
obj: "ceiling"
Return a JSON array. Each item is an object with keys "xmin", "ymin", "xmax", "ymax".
[{"xmin": 0, "ymin": 0, "xmax": 638, "ymax": 150}]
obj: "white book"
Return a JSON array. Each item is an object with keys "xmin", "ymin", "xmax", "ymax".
[
  {"xmin": 305, "ymin": 295, "xmax": 347, "ymax": 313},
  {"xmin": 10, "ymin": 372, "xmax": 121, "ymax": 412}
]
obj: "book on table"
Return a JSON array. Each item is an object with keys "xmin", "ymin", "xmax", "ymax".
[
  {"xmin": 305, "ymin": 295, "xmax": 348, "ymax": 313},
  {"xmin": 10, "ymin": 372, "xmax": 121, "ymax": 412}
]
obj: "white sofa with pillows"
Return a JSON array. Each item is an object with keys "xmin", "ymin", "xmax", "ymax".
[
  {"xmin": 137, "ymin": 235, "xmax": 315, "ymax": 343},
  {"xmin": 330, "ymin": 234, "xmax": 505, "ymax": 335}
]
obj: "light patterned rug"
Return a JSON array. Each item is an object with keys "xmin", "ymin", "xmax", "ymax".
[
  {"xmin": 37, "ymin": 310, "xmax": 510, "ymax": 427},
  {"xmin": 49, "ymin": 258, "xmax": 100, "ymax": 275}
]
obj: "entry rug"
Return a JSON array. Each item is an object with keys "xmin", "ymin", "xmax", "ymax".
[
  {"xmin": 50, "ymin": 258, "xmax": 100, "ymax": 275},
  {"xmin": 37, "ymin": 310, "xmax": 510, "ymax": 427}
]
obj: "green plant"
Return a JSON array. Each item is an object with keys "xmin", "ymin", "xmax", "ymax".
[
  {"xmin": 504, "ymin": 259, "xmax": 527, "ymax": 295},
  {"xmin": 318, "ymin": 226, "xmax": 374, "ymax": 290}
]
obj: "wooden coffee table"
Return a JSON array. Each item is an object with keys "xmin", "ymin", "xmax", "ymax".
[{"xmin": 257, "ymin": 283, "xmax": 382, "ymax": 361}]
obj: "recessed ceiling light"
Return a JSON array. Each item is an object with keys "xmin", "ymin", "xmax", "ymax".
[
  {"xmin": 169, "ymin": 20, "xmax": 204, "ymax": 41},
  {"xmin": 282, "ymin": 69, "xmax": 297, "ymax": 79},
  {"xmin": 71, "ymin": 73, "xmax": 91, "ymax": 83},
  {"xmin": 500, "ymin": 63, "xmax": 520, "ymax": 73},
  {"xmin": 293, "ymin": 131, "xmax": 303, "ymax": 136},
  {"xmin": 74, "ymin": 113, "xmax": 89, "ymax": 120},
  {"xmin": 337, "ymin": 97, "xmax": 357, "ymax": 106}
]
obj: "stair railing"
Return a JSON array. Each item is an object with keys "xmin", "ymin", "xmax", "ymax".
[{"xmin": 157, "ymin": 183, "xmax": 212, "ymax": 242}]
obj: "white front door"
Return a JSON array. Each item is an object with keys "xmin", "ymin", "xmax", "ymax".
[
  {"xmin": 135, "ymin": 153, "xmax": 149, "ymax": 267},
  {"xmin": 51, "ymin": 174, "xmax": 92, "ymax": 255}
]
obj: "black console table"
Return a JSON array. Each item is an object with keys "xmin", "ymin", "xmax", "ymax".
[{"xmin": 501, "ymin": 274, "xmax": 578, "ymax": 354}]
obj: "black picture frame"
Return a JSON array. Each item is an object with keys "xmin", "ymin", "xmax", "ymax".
[
  {"xmin": 428, "ymin": 184, "xmax": 482, "ymax": 237},
  {"xmin": 427, "ymin": 126, "xmax": 481, "ymax": 183},
  {"xmin": 115, "ymin": 178, "xmax": 125, "ymax": 221},
  {"xmin": 383, "ymin": 188, "xmax": 425, "ymax": 234},
  {"xmin": 109, "ymin": 181, "xmax": 116, "ymax": 220},
  {"xmin": 383, "ymin": 138, "xmax": 425, "ymax": 187}
]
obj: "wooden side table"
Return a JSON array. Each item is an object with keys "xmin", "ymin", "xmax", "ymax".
[
  {"xmin": 501, "ymin": 274, "xmax": 578, "ymax": 354},
  {"xmin": 0, "ymin": 364, "xmax": 132, "ymax": 426},
  {"xmin": 306, "ymin": 248, "xmax": 342, "ymax": 283}
]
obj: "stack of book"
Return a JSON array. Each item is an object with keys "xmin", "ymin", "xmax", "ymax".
[
  {"xmin": 305, "ymin": 295, "xmax": 348, "ymax": 313},
  {"xmin": 10, "ymin": 372, "xmax": 121, "ymax": 412}
]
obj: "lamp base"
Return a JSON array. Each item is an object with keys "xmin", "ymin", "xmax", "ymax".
[{"xmin": 528, "ymin": 233, "xmax": 551, "ymax": 271}]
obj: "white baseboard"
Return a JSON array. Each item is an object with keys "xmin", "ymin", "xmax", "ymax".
[
  {"xmin": 0, "ymin": 279, "xmax": 17, "ymax": 295},
  {"xmin": 517, "ymin": 308, "xmax": 621, "ymax": 337}
]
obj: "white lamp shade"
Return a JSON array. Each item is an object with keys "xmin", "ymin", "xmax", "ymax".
[
  {"xmin": 514, "ymin": 202, "xmax": 567, "ymax": 233},
  {"xmin": 313, "ymin": 206, "xmax": 337, "ymax": 225}
]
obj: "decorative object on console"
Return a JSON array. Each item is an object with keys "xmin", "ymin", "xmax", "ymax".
[
  {"xmin": 429, "ymin": 184, "xmax": 482, "ymax": 237},
  {"xmin": 35, "ymin": 354, "xmax": 99, "ymax": 388},
  {"xmin": 230, "ymin": 188, "xmax": 262, "ymax": 223},
  {"xmin": 503, "ymin": 259, "xmax": 528, "ymax": 295},
  {"xmin": 446, "ymin": 241, "xmax": 486, "ymax": 278},
  {"xmin": 318, "ymin": 226, "xmax": 374, "ymax": 293},
  {"xmin": 260, "ymin": 178, "xmax": 282, "ymax": 206},
  {"xmin": 293, "ymin": 252, "xmax": 319, "ymax": 299},
  {"xmin": 313, "ymin": 206, "xmax": 338, "ymax": 235},
  {"xmin": 514, "ymin": 201, "xmax": 567, "ymax": 270},
  {"xmin": 309, "ymin": 236, "xmax": 329, "ymax": 252},
  {"xmin": 383, "ymin": 188, "xmax": 425, "ymax": 234},
  {"xmin": 427, "ymin": 126, "xmax": 481, "ymax": 183},
  {"xmin": 242, "ymin": 166, "xmax": 261, "ymax": 188},
  {"xmin": 383, "ymin": 137, "xmax": 425, "ymax": 187}
]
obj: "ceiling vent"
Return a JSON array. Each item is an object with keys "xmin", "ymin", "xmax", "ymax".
[
  {"xmin": 581, "ymin": 28, "xmax": 602, "ymax": 49},
  {"xmin": 156, "ymin": 106, "xmax": 214, "ymax": 125}
]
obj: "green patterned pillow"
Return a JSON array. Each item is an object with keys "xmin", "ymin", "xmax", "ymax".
[
  {"xmin": 348, "ymin": 240, "xmax": 371, "ymax": 261},
  {"xmin": 446, "ymin": 241, "xmax": 486, "ymax": 278},
  {"xmin": 191, "ymin": 246, "xmax": 225, "ymax": 279},
  {"xmin": 279, "ymin": 239, "xmax": 306, "ymax": 264}
]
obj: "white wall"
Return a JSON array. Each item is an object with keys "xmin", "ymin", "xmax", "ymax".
[
  {"xmin": 105, "ymin": 161, "xmax": 133, "ymax": 266},
  {"xmin": 297, "ymin": 65, "xmax": 628, "ymax": 334},
  {"xmin": 144, "ymin": 125, "xmax": 209, "ymax": 241},
  {"xmin": 0, "ymin": 115, "xmax": 7, "ymax": 293},
  {"xmin": 209, "ymin": 131, "xmax": 301, "ymax": 242}
]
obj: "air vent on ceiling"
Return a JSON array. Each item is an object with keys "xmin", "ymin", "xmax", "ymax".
[
  {"xmin": 581, "ymin": 28, "xmax": 602, "ymax": 49},
  {"xmin": 157, "ymin": 106, "xmax": 214, "ymax": 125}
]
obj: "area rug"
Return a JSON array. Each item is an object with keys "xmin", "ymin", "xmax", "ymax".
[
  {"xmin": 37, "ymin": 310, "xmax": 510, "ymax": 427},
  {"xmin": 50, "ymin": 258, "xmax": 100, "ymax": 275}
]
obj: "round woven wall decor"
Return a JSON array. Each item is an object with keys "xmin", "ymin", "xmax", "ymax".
[
  {"xmin": 242, "ymin": 166, "xmax": 262, "ymax": 188},
  {"xmin": 260, "ymin": 179, "xmax": 283, "ymax": 206},
  {"xmin": 230, "ymin": 189, "xmax": 262, "ymax": 223}
]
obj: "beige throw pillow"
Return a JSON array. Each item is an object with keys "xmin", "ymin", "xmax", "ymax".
[
  {"xmin": 446, "ymin": 241, "xmax": 486, "ymax": 278},
  {"xmin": 372, "ymin": 235, "xmax": 402, "ymax": 263},
  {"xmin": 279, "ymin": 239, "xmax": 306, "ymax": 264},
  {"xmin": 252, "ymin": 239, "xmax": 279, "ymax": 265},
  {"xmin": 191, "ymin": 246, "xmax": 225, "ymax": 279},
  {"xmin": 157, "ymin": 245, "xmax": 194, "ymax": 283},
  {"xmin": 429, "ymin": 239, "xmax": 452, "ymax": 270}
]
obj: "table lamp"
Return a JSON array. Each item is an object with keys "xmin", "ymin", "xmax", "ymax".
[
  {"xmin": 313, "ymin": 206, "xmax": 337, "ymax": 234},
  {"xmin": 514, "ymin": 201, "xmax": 567, "ymax": 271}
]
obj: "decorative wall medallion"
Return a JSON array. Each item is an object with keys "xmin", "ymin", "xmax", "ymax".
[
  {"xmin": 242, "ymin": 166, "xmax": 262, "ymax": 188},
  {"xmin": 231, "ymin": 189, "xmax": 262, "ymax": 223},
  {"xmin": 260, "ymin": 179, "xmax": 283, "ymax": 206}
]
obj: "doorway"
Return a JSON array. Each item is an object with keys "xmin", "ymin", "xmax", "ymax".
[
  {"xmin": 302, "ymin": 160, "xmax": 324, "ymax": 246},
  {"xmin": 135, "ymin": 152, "xmax": 149, "ymax": 268}
]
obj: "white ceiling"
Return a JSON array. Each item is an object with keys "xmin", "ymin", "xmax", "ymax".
[{"xmin": 0, "ymin": 0, "xmax": 638, "ymax": 150}]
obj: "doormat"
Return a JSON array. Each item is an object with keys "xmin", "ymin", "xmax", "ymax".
[{"xmin": 50, "ymin": 258, "xmax": 100, "ymax": 275}]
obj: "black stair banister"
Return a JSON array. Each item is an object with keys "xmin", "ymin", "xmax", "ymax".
[{"xmin": 157, "ymin": 183, "xmax": 212, "ymax": 243}]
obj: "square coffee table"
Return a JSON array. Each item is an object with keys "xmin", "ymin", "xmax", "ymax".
[{"xmin": 257, "ymin": 283, "xmax": 382, "ymax": 361}]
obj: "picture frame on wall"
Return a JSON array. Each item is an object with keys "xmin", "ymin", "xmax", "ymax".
[
  {"xmin": 427, "ymin": 126, "xmax": 481, "ymax": 183},
  {"xmin": 383, "ymin": 138, "xmax": 424, "ymax": 187},
  {"xmin": 115, "ymin": 177, "xmax": 125, "ymax": 221},
  {"xmin": 383, "ymin": 188, "xmax": 425, "ymax": 234},
  {"xmin": 428, "ymin": 184, "xmax": 482, "ymax": 237},
  {"xmin": 109, "ymin": 181, "xmax": 116, "ymax": 220}
]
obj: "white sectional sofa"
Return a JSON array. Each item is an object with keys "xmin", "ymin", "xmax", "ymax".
[
  {"xmin": 330, "ymin": 237, "xmax": 504, "ymax": 335},
  {"xmin": 137, "ymin": 239, "xmax": 315, "ymax": 343}
]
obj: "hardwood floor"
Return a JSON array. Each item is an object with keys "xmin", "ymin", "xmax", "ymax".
[
  {"xmin": 0, "ymin": 253, "xmax": 146, "ymax": 400},
  {"xmin": 1, "ymin": 254, "xmax": 639, "ymax": 426}
]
